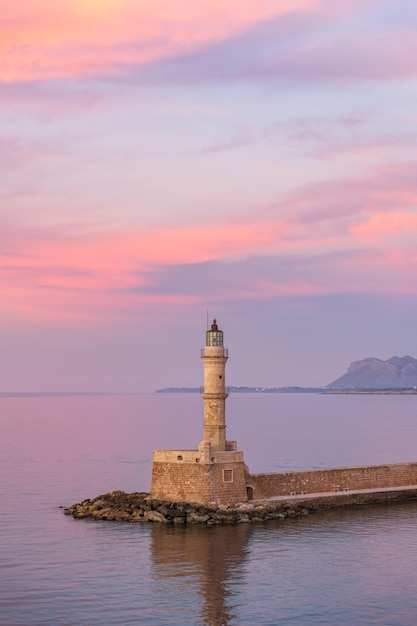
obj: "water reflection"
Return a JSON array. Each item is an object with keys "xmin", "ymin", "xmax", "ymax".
[{"xmin": 150, "ymin": 524, "xmax": 252, "ymax": 626}]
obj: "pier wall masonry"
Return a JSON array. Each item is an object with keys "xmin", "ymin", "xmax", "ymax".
[{"xmin": 248, "ymin": 462, "xmax": 417, "ymax": 499}]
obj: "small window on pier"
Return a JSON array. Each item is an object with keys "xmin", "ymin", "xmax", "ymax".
[
  {"xmin": 177, "ymin": 455, "xmax": 183, "ymax": 461},
  {"xmin": 223, "ymin": 469, "xmax": 234, "ymax": 483}
]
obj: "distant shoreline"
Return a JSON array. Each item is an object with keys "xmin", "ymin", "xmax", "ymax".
[
  {"xmin": 1, "ymin": 388, "xmax": 415, "ymax": 398},
  {"xmin": 323, "ymin": 389, "xmax": 417, "ymax": 395},
  {"xmin": 155, "ymin": 387, "xmax": 417, "ymax": 395},
  {"xmin": 155, "ymin": 386, "xmax": 323, "ymax": 394}
]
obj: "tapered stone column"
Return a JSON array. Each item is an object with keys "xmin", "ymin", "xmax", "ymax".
[{"xmin": 200, "ymin": 319, "xmax": 228, "ymax": 452}]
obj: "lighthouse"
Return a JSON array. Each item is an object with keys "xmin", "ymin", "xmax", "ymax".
[
  {"xmin": 200, "ymin": 319, "xmax": 228, "ymax": 451},
  {"xmin": 151, "ymin": 318, "xmax": 248, "ymax": 505}
]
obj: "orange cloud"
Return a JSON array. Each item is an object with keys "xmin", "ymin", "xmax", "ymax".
[{"xmin": 0, "ymin": 0, "xmax": 317, "ymax": 82}]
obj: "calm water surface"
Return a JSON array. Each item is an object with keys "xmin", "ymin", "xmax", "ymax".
[{"xmin": 1, "ymin": 393, "xmax": 417, "ymax": 625}]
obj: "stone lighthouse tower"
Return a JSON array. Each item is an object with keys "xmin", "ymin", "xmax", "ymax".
[
  {"xmin": 201, "ymin": 319, "xmax": 228, "ymax": 451},
  {"xmin": 150, "ymin": 318, "xmax": 248, "ymax": 505}
]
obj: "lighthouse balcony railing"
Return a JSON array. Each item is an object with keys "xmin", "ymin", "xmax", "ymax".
[
  {"xmin": 200, "ymin": 386, "xmax": 230, "ymax": 394},
  {"xmin": 200, "ymin": 347, "xmax": 228, "ymax": 358}
]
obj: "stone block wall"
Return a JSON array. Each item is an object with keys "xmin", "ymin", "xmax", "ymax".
[
  {"xmin": 248, "ymin": 462, "xmax": 417, "ymax": 499},
  {"xmin": 151, "ymin": 461, "xmax": 212, "ymax": 502},
  {"xmin": 151, "ymin": 458, "xmax": 248, "ymax": 505}
]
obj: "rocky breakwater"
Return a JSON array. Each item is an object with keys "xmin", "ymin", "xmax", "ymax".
[{"xmin": 64, "ymin": 491, "xmax": 314, "ymax": 525}]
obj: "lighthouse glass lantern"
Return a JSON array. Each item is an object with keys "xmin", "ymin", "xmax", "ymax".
[{"xmin": 206, "ymin": 319, "xmax": 223, "ymax": 346}]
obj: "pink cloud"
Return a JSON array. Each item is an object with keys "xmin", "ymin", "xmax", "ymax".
[
  {"xmin": 0, "ymin": 210, "xmax": 345, "ymax": 322},
  {"xmin": 268, "ymin": 112, "xmax": 417, "ymax": 161},
  {"xmin": 0, "ymin": 0, "xmax": 315, "ymax": 82},
  {"xmin": 2, "ymin": 151, "xmax": 417, "ymax": 322},
  {"xmin": 351, "ymin": 211, "xmax": 417, "ymax": 244},
  {"xmin": 0, "ymin": 208, "xmax": 412, "ymax": 324},
  {"xmin": 5, "ymin": 0, "xmax": 403, "ymax": 88},
  {"xmin": 208, "ymin": 110, "xmax": 410, "ymax": 160},
  {"xmin": 268, "ymin": 160, "xmax": 417, "ymax": 225},
  {"xmin": 116, "ymin": 1, "xmax": 417, "ymax": 87},
  {"xmin": 0, "ymin": 137, "xmax": 29, "ymax": 167},
  {"xmin": 268, "ymin": 31, "xmax": 417, "ymax": 82}
]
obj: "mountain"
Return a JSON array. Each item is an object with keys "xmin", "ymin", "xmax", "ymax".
[{"xmin": 327, "ymin": 356, "xmax": 417, "ymax": 389}]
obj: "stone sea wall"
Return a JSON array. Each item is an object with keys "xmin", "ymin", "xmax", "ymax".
[
  {"xmin": 64, "ymin": 488, "xmax": 417, "ymax": 526},
  {"xmin": 248, "ymin": 462, "xmax": 417, "ymax": 499}
]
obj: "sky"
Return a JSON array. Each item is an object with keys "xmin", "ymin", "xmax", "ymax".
[{"xmin": 1, "ymin": 0, "xmax": 417, "ymax": 392}]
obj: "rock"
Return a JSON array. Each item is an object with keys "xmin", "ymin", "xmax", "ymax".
[
  {"xmin": 252, "ymin": 506, "xmax": 268, "ymax": 519},
  {"xmin": 166, "ymin": 508, "xmax": 186, "ymax": 519},
  {"xmin": 187, "ymin": 512, "xmax": 210, "ymax": 523},
  {"xmin": 214, "ymin": 511, "xmax": 236, "ymax": 524},
  {"xmin": 265, "ymin": 511, "xmax": 281, "ymax": 520},
  {"xmin": 64, "ymin": 492, "xmax": 315, "ymax": 525},
  {"xmin": 144, "ymin": 510, "xmax": 169, "ymax": 523},
  {"xmin": 131, "ymin": 511, "xmax": 145, "ymax": 521},
  {"xmin": 156, "ymin": 505, "xmax": 169, "ymax": 516},
  {"xmin": 236, "ymin": 503, "xmax": 254, "ymax": 513}
]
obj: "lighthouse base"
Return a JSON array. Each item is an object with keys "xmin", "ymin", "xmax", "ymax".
[{"xmin": 151, "ymin": 446, "xmax": 248, "ymax": 505}]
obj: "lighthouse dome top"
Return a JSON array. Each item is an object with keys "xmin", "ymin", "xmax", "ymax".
[
  {"xmin": 211, "ymin": 319, "xmax": 218, "ymax": 330},
  {"xmin": 206, "ymin": 318, "xmax": 224, "ymax": 346}
]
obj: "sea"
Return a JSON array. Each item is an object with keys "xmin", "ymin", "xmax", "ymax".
[{"xmin": 2, "ymin": 392, "xmax": 417, "ymax": 626}]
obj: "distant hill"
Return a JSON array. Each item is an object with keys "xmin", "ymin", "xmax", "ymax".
[{"xmin": 327, "ymin": 356, "xmax": 417, "ymax": 390}]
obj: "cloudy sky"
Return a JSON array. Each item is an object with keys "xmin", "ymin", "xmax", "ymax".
[{"xmin": 1, "ymin": 0, "xmax": 417, "ymax": 392}]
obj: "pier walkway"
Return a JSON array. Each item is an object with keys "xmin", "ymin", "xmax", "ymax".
[{"xmin": 257, "ymin": 485, "xmax": 417, "ymax": 509}]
